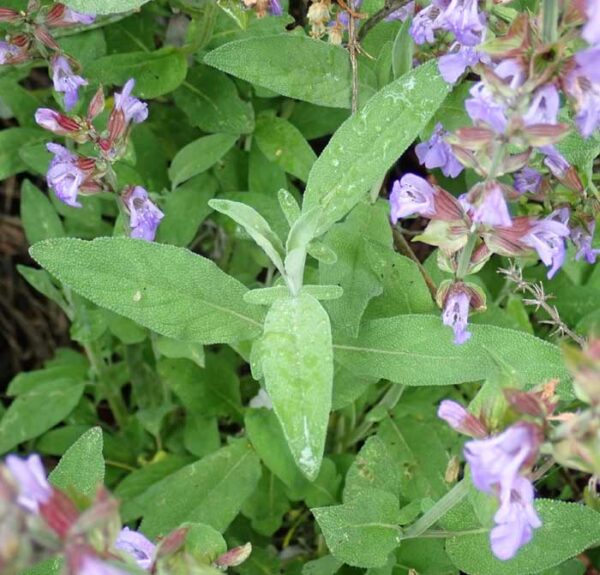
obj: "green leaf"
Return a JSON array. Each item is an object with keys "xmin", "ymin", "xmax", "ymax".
[
  {"xmin": 204, "ymin": 34, "xmax": 351, "ymax": 108},
  {"xmin": 334, "ymin": 316, "xmax": 569, "ymax": 389},
  {"xmin": 320, "ymin": 202, "xmax": 390, "ymax": 337},
  {"xmin": 169, "ymin": 134, "xmax": 239, "ymax": 188},
  {"xmin": 158, "ymin": 354, "xmax": 242, "ymax": 418},
  {"xmin": 343, "ymin": 436, "xmax": 400, "ymax": 501},
  {"xmin": 20, "ymin": 180, "xmax": 64, "ymax": 246},
  {"xmin": 392, "ymin": 19, "xmax": 413, "ymax": 79},
  {"xmin": 302, "ymin": 61, "xmax": 451, "ymax": 235},
  {"xmin": 62, "ymin": 0, "xmax": 150, "ymax": 14},
  {"xmin": 0, "ymin": 128, "xmax": 46, "ymax": 180},
  {"xmin": 137, "ymin": 440, "xmax": 261, "ymax": 538},
  {"xmin": 0, "ymin": 379, "xmax": 85, "ymax": 454},
  {"xmin": 245, "ymin": 408, "xmax": 308, "ymax": 493},
  {"xmin": 49, "ymin": 427, "xmax": 104, "ymax": 498},
  {"xmin": 85, "ymin": 48, "xmax": 187, "ymax": 98},
  {"xmin": 313, "ymin": 488, "xmax": 402, "ymax": 568},
  {"xmin": 363, "ymin": 242, "xmax": 435, "ymax": 319},
  {"xmin": 242, "ymin": 470, "xmax": 290, "ymax": 536},
  {"xmin": 258, "ymin": 294, "xmax": 333, "ymax": 480},
  {"xmin": 30, "ymin": 238, "xmax": 264, "ymax": 345},
  {"xmin": 209, "ymin": 199, "xmax": 286, "ymax": 274},
  {"xmin": 254, "ymin": 115, "xmax": 317, "ymax": 183},
  {"xmin": 174, "ymin": 65, "xmax": 255, "ymax": 135},
  {"xmin": 156, "ymin": 173, "xmax": 218, "ymax": 247},
  {"xmin": 447, "ymin": 500, "xmax": 600, "ymax": 575},
  {"xmin": 155, "ymin": 335, "xmax": 205, "ymax": 367}
]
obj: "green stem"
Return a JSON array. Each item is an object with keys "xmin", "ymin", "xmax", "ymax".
[
  {"xmin": 402, "ymin": 479, "xmax": 470, "ymax": 540},
  {"xmin": 345, "ymin": 384, "xmax": 405, "ymax": 447},
  {"xmin": 85, "ymin": 342, "xmax": 129, "ymax": 430},
  {"xmin": 542, "ymin": 0, "xmax": 559, "ymax": 44},
  {"xmin": 456, "ymin": 232, "xmax": 478, "ymax": 279}
]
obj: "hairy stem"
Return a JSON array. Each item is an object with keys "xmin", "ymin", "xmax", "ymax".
[
  {"xmin": 357, "ymin": 0, "xmax": 412, "ymax": 41},
  {"xmin": 392, "ymin": 228, "xmax": 438, "ymax": 298},
  {"xmin": 403, "ymin": 479, "xmax": 470, "ymax": 540}
]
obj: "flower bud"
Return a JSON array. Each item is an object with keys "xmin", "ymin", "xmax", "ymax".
[
  {"xmin": 33, "ymin": 25, "xmax": 60, "ymax": 50},
  {"xmin": 0, "ymin": 8, "xmax": 21, "ymax": 23},
  {"xmin": 214, "ymin": 543, "xmax": 252, "ymax": 568},
  {"xmin": 522, "ymin": 123, "xmax": 570, "ymax": 147},
  {"xmin": 35, "ymin": 108, "xmax": 82, "ymax": 135},
  {"xmin": 88, "ymin": 86, "xmax": 105, "ymax": 120}
]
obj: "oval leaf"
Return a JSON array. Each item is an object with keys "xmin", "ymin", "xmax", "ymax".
[
  {"xmin": 259, "ymin": 293, "xmax": 333, "ymax": 480},
  {"xmin": 169, "ymin": 134, "xmax": 238, "ymax": 187},
  {"xmin": 447, "ymin": 500, "xmax": 600, "ymax": 575},
  {"xmin": 302, "ymin": 60, "xmax": 452, "ymax": 235},
  {"xmin": 62, "ymin": 0, "xmax": 150, "ymax": 14},
  {"xmin": 30, "ymin": 238, "xmax": 264, "ymax": 344},
  {"xmin": 85, "ymin": 48, "xmax": 187, "ymax": 99},
  {"xmin": 204, "ymin": 34, "xmax": 351, "ymax": 108},
  {"xmin": 334, "ymin": 315, "xmax": 569, "ymax": 389},
  {"xmin": 49, "ymin": 427, "xmax": 104, "ymax": 498}
]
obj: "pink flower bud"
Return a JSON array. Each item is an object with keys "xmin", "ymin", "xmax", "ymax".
[
  {"xmin": 35, "ymin": 108, "xmax": 81, "ymax": 134},
  {"xmin": 215, "ymin": 543, "xmax": 252, "ymax": 568},
  {"xmin": 438, "ymin": 400, "xmax": 488, "ymax": 437}
]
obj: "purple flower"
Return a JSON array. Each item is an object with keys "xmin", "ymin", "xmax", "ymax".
[
  {"xmin": 124, "ymin": 186, "xmax": 164, "ymax": 241},
  {"xmin": 571, "ymin": 220, "xmax": 600, "ymax": 264},
  {"xmin": 471, "ymin": 183, "xmax": 512, "ymax": 228},
  {"xmin": 442, "ymin": 291, "xmax": 471, "ymax": 345},
  {"xmin": 439, "ymin": 44, "xmax": 486, "ymax": 84},
  {"xmin": 410, "ymin": 4, "xmax": 441, "ymax": 44},
  {"xmin": 582, "ymin": 0, "xmax": 600, "ymax": 45},
  {"xmin": 389, "ymin": 174, "xmax": 437, "ymax": 223},
  {"xmin": 567, "ymin": 71, "xmax": 600, "ymax": 139},
  {"xmin": 80, "ymin": 556, "xmax": 130, "ymax": 575},
  {"xmin": 464, "ymin": 423, "xmax": 537, "ymax": 497},
  {"xmin": 5, "ymin": 454, "xmax": 52, "ymax": 513},
  {"xmin": 115, "ymin": 528, "xmax": 155, "ymax": 570},
  {"xmin": 540, "ymin": 145, "xmax": 570, "ymax": 179},
  {"xmin": 523, "ymin": 84, "xmax": 559, "ymax": 126},
  {"xmin": 514, "ymin": 167, "xmax": 542, "ymax": 194},
  {"xmin": 0, "ymin": 41, "xmax": 21, "ymax": 64},
  {"xmin": 114, "ymin": 79, "xmax": 148, "ymax": 125},
  {"xmin": 440, "ymin": 0, "xmax": 485, "ymax": 46},
  {"xmin": 46, "ymin": 143, "xmax": 86, "ymax": 208},
  {"xmin": 51, "ymin": 56, "xmax": 88, "ymax": 111},
  {"xmin": 575, "ymin": 46, "xmax": 600, "ymax": 84},
  {"xmin": 35, "ymin": 108, "xmax": 64, "ymax": 132},
  {"xmin": 465, "ymin": 82, "xmax": 508, "ymax": 133},
  {"xmin": 438, "ymin": 400, "xmax": 487, "ymax": 437},
  {"xmin": 63, "ymin": 8, "xmax": 96, "ymax": 25},
  {"xmin": 523, "ymin": 209, "xmax": 570, "ymax": 279},
  {"xmin": 491, "ymin": 476, "xmax": 541, "ymax": 560},
  {"xmin": 415, "ymin": 123, "xmax": 464, "ymax": 178},
  {"xmin": 385, "ymin": 0, "xmax": 414, "ymax": 21},
  {"xmin": 269, "ymin": 0, "xmax": 283, "ymax": 15}
]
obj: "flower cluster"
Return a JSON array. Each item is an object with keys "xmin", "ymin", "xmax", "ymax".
[
  {"xmin": 390, "ymin": 1, "xmax": 600, "ymax": 344},
  {"xmin": 3, "ymin": 453, "xmax": 156, "ymax": 574},
  {"xmin": 438, "ymin": 400, "xmax": 543, "ymax": 560},
  {"xmin": 0, "ymin": 2, "xmax": 94, "ymax": 110},
  {"xmin": 34, "ymin": 79, "xmax": 163, "ymax": 242},
  {"xmin": 1, "ymin": 453, "xmax": 252, "ymax": 574}
]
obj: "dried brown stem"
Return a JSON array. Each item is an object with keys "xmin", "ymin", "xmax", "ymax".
[{"xmin": 393, "ymin": 227, "xmax": 438, "ymax": 299}]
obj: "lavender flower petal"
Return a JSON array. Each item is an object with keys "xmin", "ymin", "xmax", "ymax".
[
  {"xmin": 571, "ymin": 220, "xmax": 600, "ymax": 264},
  {"xmin": 523, "ymin": 209, "xmax": 570, "ymax": 279},
  {"xmin": 124, "ymin": 186, "xmax": 164, "ymax": 241},
  {"xmin": 582, "ymin": 0, "xmax": 600, "ymax": 45},
  {"xmin": 114, "ymin": 79, "xmax": 148, "ymax": 124},
  {"xmin": 523, "ymin": 84, "xmax": 560, "ymax": 126},
  {"xmin": 514, "ymin": 167, "xmax": 542, "ymax": 194},
  {"xmin": 5, "ymin": 454, "xmax": 51, "ymax": 513},
  {"xmin": 442, "ymin": 291, "xmax": 471, "ymax": 345},
  {"xmin": 389, "ymin": 174, "xmax": 437, "ymax": 223},
  {"xmin": 415, "ymin": 123, "xmax": 464, "ymax": 178},
  {"xmin": 115, "ymin": 527, "xmax": 155, "ymax": 570},
  {"xmin": 51, "ymin": 56, "xmax": 88, "ymax": 111},
  {"xmin": 46, "ymin": 143, "xmax": 85, "ymax": 208}
]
